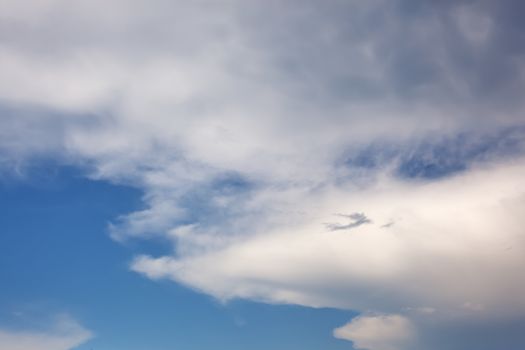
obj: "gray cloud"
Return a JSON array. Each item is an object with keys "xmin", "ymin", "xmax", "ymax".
[{"xmin": 325, "ymin": 213, "xmax": 372, "ymax": 231}]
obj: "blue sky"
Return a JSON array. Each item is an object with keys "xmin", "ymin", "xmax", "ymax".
[{"xmin": 1, "ymin": 1, "xmax": 525, "ymax": 350}]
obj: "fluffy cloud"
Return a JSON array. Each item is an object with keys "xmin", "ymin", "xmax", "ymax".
[
  {"xmin": 1, "ymin": 1, "xmax": 525, "ymax": 349},
  {"xmin": 333, "ymin": 314, "xmax": 415, "ymax": 350},
  {"xmin": 0, "ymin": 314, "xmax": 92, "ymax": 350},
  {"xmin": 131, "ymin": 159, "xmax": 525, "ymax": 315}
]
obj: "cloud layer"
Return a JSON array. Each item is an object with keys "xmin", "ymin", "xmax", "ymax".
[{"xmin": 1, "ymin": 1, "xmax": 525, "ymax": 349}]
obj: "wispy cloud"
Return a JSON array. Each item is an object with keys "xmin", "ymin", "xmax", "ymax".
[{"xmin": 0, "ymin": 314, "xmax": 92, "ymax": 350}]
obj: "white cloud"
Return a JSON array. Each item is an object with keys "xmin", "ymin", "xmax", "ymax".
[
  {"xmin": 333, "ymin": 314, "xmax": 415, "ymax": 350},
  {"xmin": 0, "ymin": 314, "xmax": 93, "ymax": 350},
  {"xmin": 130, "ymin": 159, "xmax": 525, "ymax": 316}
]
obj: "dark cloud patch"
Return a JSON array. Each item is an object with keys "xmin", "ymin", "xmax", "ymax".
[
  {"xmin": 397, "ymin": 127, "xmax": 525, "ymax": 179},
  {"xmin": 325, "ymin": 212, "xmax": 372, "ymax": 231},
  {"xmin": 238, "ymin": 0, "xmax": 525, "ymax": 112},
  {"xmin": 381, "ymin": 221, "xmax": 395, "ymax": 228},
  {"xmin": 343, "ymin": 126, "xmax": 525, "ymax": 180},
  {"xmin": 415, "ymin": 316, "xmax": 525, "ymax": 350}
]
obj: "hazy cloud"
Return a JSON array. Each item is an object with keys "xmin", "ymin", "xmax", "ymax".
[{"xmin": 0, "ymin": 314, "xmax": 92, "ymax": 350}]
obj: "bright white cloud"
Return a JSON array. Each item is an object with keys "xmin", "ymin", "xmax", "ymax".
[
  {"xmin": 131, "ymin": 159, "xmax": 525, "ymax": 315},
  {"xmin": 333, "ymin": 314, "xmax": 415, "ymax": 350},
  {"xmin": 0, "ymin": 314, "xmax": 92, "ymax": 350}
]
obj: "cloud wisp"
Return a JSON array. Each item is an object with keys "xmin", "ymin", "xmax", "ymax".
[
  {"xmin": 0, "ymin": 314, "xmax": 92, "ymax": 350},
  {"xmin": 324, "ymin": 213, "xmax": 372, "ymax": 231}
]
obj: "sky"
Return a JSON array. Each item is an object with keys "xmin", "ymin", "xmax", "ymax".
[{"xmin": 1, "ymin": 1, "xmax": 525, "ymax": 349}]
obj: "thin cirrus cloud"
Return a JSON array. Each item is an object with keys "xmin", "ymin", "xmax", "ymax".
[
  {"xmin": 0, "ymin": 314, "xmax": 92, "ymax": 350},
  {"xmin": 1, "ymin": 1, "xmax": 525, "ymax": 349}
]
